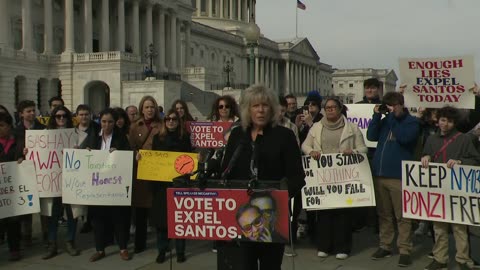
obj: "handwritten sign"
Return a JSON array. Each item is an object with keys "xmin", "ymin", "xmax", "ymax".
[
  {"xmin": 301, "ymin": 153, "xmax": 376, "ymax": 210},
  {"xmin": 167, "ymin": 188, "xmax": 289, "ymax": 243},
  {"xmin": 25, "ymin": 129, "xmax": 78, "ymax": 197},
  {"xmin": 62, "ymin": 149, "xmax": 133, "ymax": 206},
  {"xmin": 345, "ymin": 104, "xmax": 378, "ymax": 148},
  {"xmin": 137, "ymin": 150, "xmax": 198, "ymax": 181},
  {"xmin": 186, "ymin": 121, "xmax": 233, "ymax": 148},
  {"xmin": 402, "ymin": 161, "xmax": 480, "ymax": 226},
  {"xmin": 399, "ymin": 56, "xmax": 475, "ymax": 109},
  {"xmin": 0, "ymin": 161, "xmax": 40, "ymax": 219}
]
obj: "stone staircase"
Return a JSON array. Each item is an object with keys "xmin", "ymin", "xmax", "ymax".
[{"xmin": 181, "ymin": 81, "xmax": 219, "ymax": 120}]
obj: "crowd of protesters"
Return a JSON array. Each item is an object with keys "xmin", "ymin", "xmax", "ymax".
[{"xmin": 0, "ymin": 79, "xmax": 479, "ymax": 270}]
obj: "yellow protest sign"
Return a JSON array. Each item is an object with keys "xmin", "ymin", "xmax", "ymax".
[
  {"xmin": 37, "ymin": 116, "xmax": 79, "ymax": 126},
  {"xmin": 137, "ymin": 150, "xmax": 198, "ymax": 182}
]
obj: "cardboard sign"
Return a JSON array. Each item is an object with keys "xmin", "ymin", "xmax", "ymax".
[
  {"xmin": 137, "ymin": 150, "xmax": 198, "ymax": 182},
  {"xmin": 186, "ymin": 121, "xmax": 233, "ymax": 148},
  {"xmin": 0, "ymin": 161, "xmax": 40, "ymax": 219},
  {"xmin": 402, "ymin": 161, "xmax": 480, "ymax": 226},
  {"xmin": 399, "ymin": 56, "xmax": 475, "ymax": 109},
  {"xmin": 301, "ymin": 153, "xmax": 376, "ymax": 210},
  {"xmin": 62, "ymin": 149, "xmax": 133, "ymax": 206},
  {"xmin": 25, "ymin": 129, "xmax": 78, "ymax": 197},
  {"xmin": 167, "ymin": 188, "xmax": 289, "ymax": 243},
  {"xmin": 345, "ymin": 104, "xmax": 378, "ymax": 148}
]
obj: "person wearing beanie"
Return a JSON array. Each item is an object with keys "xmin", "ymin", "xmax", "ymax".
[{"xmin": 297, "ymin": 91, "xmax": 323, "ymax": 144}]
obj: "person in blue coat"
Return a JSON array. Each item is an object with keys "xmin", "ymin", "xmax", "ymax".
[{"xmin": 366, "ymin": 92, "xmax": 419, "ymax": 267}]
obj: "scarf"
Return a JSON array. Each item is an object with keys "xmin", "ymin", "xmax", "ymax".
[
  {"xmin": 0, "ymin": 137, "xmax": 15, "ymax": 155},
  {"xmin": 321, "ymin": 116, "xmax": 345, "ymax": 130}
]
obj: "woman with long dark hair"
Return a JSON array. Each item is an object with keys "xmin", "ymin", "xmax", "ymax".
[
  {"xmin": 0, "ymin": 111, "xmax": 23, "ymax": 261},
  {"xmin": 171, "ymin": 100, "xmax": 194, "ymax": 122},
  {"xmin": 208, "ymin": 95, "xmax": 239, "ymax": 122},
  {"xmin": 43, "ymin": 106, "xmax": 80, "ymax": 259},
  {"xmin": 87, "ymin": 108, "xmax": 132, "ymax": 262},
  {"xmin": 144, "ymin": 108, "xmax": 192, "ymax": 263}
]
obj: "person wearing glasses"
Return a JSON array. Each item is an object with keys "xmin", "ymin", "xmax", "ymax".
[
  {"xmin": 208, "ymin": 95, "xmax": 239, "ymax": 122},
  {"xmin": 143, "ymin": 108, "xmax": 192, "ymax": 264},
  {"xmin": 236, "ymin": 204, "xmax": 268, "ymax": 242},
  {"xmin": 41, "ymin": 106, "xmax": 80, "ymax": 259},
  {"xmin": 219, "ymin": 84, "xmax": 305, "ymax": 270},
  {"xmin": 302, "ymin": 98, "xmax": 367, "ymax": 260}
]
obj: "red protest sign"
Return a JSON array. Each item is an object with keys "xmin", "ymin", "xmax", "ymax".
[
  {"xmin": 167, "ymin": 188, "xmax": 290, "ymax": 243},
  {"xmin": 186, "ymin": 121, "xmax": 233, "ymax": 148}
]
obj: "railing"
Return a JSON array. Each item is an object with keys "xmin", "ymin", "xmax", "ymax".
[
  {"xmin": 183, "ymin": 67, "xmax": 206, "ymax": 75},
  {"xmin": 74, "ymin": 51, "xmax": 141, "ymax": 63},
  {"xmin": 123, "ymin": 71, "xmax": 182, "ymax": 81},
  {"xmin": 209, "ymin": 83, "xmax": 249, "ymax": 90}
]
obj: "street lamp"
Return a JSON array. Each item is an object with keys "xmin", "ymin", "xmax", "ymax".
[
  {"xmin": 244, "ymin": 21, "xmax": 260, "ymax": 86},
  {"xmin": 223, "ymin": 60, "xmax": 234, "ymax": 88},
  {"xmin": 144, "ymin": 43, "xmax": 157, "ymax": 77}
]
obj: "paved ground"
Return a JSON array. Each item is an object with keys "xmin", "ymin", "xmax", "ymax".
[{"xmin": 1, "ymin": 214, "xmax": 479, "ymax": 270}]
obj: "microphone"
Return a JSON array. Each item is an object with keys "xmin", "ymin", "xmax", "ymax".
[{"xmin": 221, "ymin": 141, "xmax": 245, "ymax": 181}]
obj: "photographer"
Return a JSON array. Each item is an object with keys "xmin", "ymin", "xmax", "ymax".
[
  {"xmin": 297, "ymin": 91, "xmax": 323, "ymax": 144},
  {"xmin": 367, "ymin": 92, "xmax": 420, "ymax": 267}
]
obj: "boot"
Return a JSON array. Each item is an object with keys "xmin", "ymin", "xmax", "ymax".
[
  {"xmin": 42, "ymin": 242, "xmax": 57, "ymax": 260},
  {"xmin": 65, "ymin": 241, "xmax": 80, "ymax": 256}
]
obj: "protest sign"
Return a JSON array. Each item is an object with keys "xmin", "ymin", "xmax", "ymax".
[
  {"xmin": 167, "ymin": 188, "xmax": 289, "ymax": 243},
  {"xmin": 25, "ymin": 129, "xmax": 78, "ymax": 197},
  {"xmin": 137, "ymin": 150, "xmax": 198, "ymax": 181},
  {"xmin": 402, "ymin": 161, "xmax": 480, "ymax": 226},
  {"xmin": 399, "ymin": 56, "xmax": 475, "ymax": 109},
  {"xmin": 37, "ymin": 117, "xmax": 79, "ymax": 126},
  {"xmin": 186, "ymin": 121, "xmax": 233, "ymax": 148},
  {"xmin": 0, "ymin": 161, "xmax": 40, "ymax": 219},
  {"xmin": 62, "ymin": 149, "xmax": 133, "ymax": 205},
  {"xmin": 345, "ymin": 104, "xmax": 378, "ymax": 148},
  {"xmin": 301, "ymin": 153, "xmax": 375, "ymax": 210}
]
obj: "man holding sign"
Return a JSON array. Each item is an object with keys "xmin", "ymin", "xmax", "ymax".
[{"xmin": 420, "ymin": 106, "xmax": 479, "ymax": 270}]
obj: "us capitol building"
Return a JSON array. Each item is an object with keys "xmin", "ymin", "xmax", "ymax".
[{"xmin": 0, "ymin": 0, "xmax": 334, "ymax": 118}]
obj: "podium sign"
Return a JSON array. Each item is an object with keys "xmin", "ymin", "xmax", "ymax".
[{"xmin": 167, "ymin": 188, "xmax": 289, "ymax": 243}]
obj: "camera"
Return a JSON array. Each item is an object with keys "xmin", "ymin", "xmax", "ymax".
[
  {"xmin": 295, "ymin": 105, "xmax": 308, "ymax": 115},
  {"xmin": 378, "ymin": 103, "xmax": 389, "ymax": 114}
]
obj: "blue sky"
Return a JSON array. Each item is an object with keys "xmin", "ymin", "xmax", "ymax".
[{"xmin": 256, "ymin": 0, "xmax": 480, "ymax": 81}]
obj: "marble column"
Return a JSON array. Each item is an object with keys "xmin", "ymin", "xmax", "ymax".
[
  {"xmin": 170, "ymin": 12, "xmax": 177, "ymax": 73},
  {"xmin": 158, "ymin": 8, "xmax": 166, "ymax": 71},
  {"xmin": 83, "ymin": 0, "xmax": 92, "ymax": 52},
  {"xmin": 176, "ymin": 19, "xmax": 181, "ymax": 70},
  {"xmin": 117, "ymin": 0, "xmax": 125, "ymax": 52},
  {"xmin": 0, "ymin": 0, "xmax": 9, "ymax": 47},
  {"xmin": 229, "ymin": 0, "xmax": 233, "ymax": 19},
  {"xmin": 22, "ymin": 0, "xmax": 32, "ymax": 51},
  {"xmin": 43, "ymin": 0, "xmax": 53, "ymax": 53},
  {"xmin": 220, "ymin": 0, "xmax": 224, "ymax": 18},
  {"xmin": 208, "ymin": 0, "xmax": 213, "ymax": 17},
  {"xmin": 145, "ymin": 3, "xmax": 153, "ymax": 47},
  {"xmin": 237, "ymin": 0, "xmax": 242, "ymax": 20},
  {"xmin": 196, "ymin": 0, "xmax": 201, "ymax": 16},
  {"xmin": 64, "ymin": 0, "xmax": 75, "ymax": 53},
  {"xmin": 285, "ymin": 60, "xmax": 290, "ymax": 94},
  {"xmin": 132, "ymin": 0, "xmax": 140, "ymax": 55},
  {"xmin": 101, "ymin": 0, "xmax": 110, "ymax": 51},
  {"xmin": 184, "ymin": 22, "xmax": 191, "ymax": 67},
  {"xmin": 255, "ymin": 56, "xmax": 259, "ymax": 84}
]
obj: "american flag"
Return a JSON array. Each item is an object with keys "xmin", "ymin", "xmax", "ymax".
[{"xmin": 297, "ymin": 0, "xmax": 306, "ymax": 10}]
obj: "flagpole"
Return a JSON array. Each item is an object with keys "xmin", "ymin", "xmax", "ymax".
[{"xmin": 295, "ymin": 1, "xmax": 298, "ymax": 38}]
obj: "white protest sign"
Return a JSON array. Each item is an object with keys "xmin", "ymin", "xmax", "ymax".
[
  {"xmin": 0, "ymin": 161, "xmax": 40, "ymax": 219},
  {"xmin": 399, "ymin": 56, "xmax": 475, "ymax": 109},
  {"xmin": 62, "ymin": 149, "xmax": 133, "ymax": 206},
  {"xmin": 301, "ymin": 153, "xmax": 376, "ymax": 210},
  {"xmin": 345, "ymin": 104, "xmax": 378, "ymax": 148},
  {"xmin": 25, "ymin": 129, "xmax": 78, "ymax": 198},
  {"xmin": 402, "ymin": 161, "xmax": 480, "ymax": 226}
]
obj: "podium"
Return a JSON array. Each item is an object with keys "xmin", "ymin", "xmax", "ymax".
[{"xmin": 167, "ymin": 178, "xmax": 290, "ymax": 270}]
